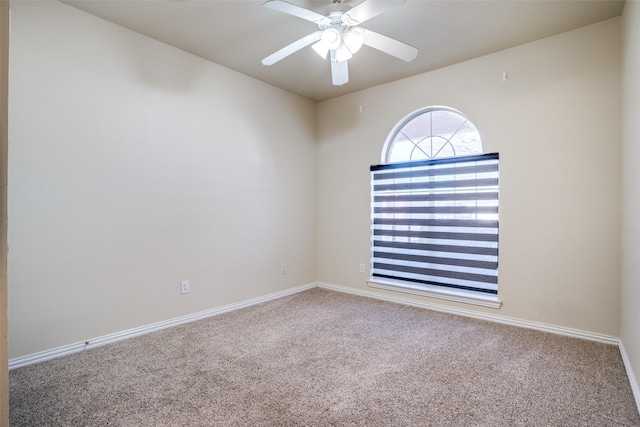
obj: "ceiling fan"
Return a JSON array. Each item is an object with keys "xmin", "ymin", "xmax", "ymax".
[{"xmin": 261, "ymin": 0, "xmax": 418, "ymax": 86}]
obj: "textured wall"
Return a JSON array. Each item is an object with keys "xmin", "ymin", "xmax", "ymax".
[
  {"xmin": 316, "ymin": 18, "xmax": 622, "ymax": 336},
  {"xmin": 8, "ymin": 1, "xmax": 628, "ymax": 365},
  {"xmin": 621, "ymin": 0, "xmax": 640, "ymax": 405},
  {"xmin": 8, "ymin": 1, "xmax": 317, "ymax": 359},
  {"xmin": 1, "ymin": 1, "xmax": 8, "ymax": 423}
]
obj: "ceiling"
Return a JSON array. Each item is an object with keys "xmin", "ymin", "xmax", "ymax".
[{"xmin": 62, "ymin": 0, "xmax": 625, "ymax": 102}]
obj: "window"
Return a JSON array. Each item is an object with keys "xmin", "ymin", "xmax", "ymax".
[
  {"xmin": 370, "ymin": 107, "xmax": 501, "ymax": 308},
  {"xmin": 383, "ymin": 107, "xmax": 483, "ymax": 163}
]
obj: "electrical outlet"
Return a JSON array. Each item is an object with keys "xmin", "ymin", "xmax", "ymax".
[
  {"xmin": 281, "ymin": 264, "xmax": 287, "ymax": 275},
  {"xmin": 359, "ymin": 263, "xmax": 365, "ymax": 274},
  {"xmin": 180, "ymin": 280, "xmax": 189, "ymax": 295}
]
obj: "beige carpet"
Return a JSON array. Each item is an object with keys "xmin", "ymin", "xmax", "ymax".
[{"xmin": 9, "ymin": 288, "xmax": 640, "ymax": 426}]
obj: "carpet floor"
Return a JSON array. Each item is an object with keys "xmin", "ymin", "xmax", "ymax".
[{"xmin": 9, "ymin": 288, "xmax": 640, "ymax": 426}]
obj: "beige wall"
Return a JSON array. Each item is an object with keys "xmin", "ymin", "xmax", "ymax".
[
  {"xmin": 1, "ymin": 1, "xmax": 8, "ymax": 424},
  {"xmin": 622, "ymin": 0, "xmax": 640, "ymax": 398},
  {"xmin": 8, "ymin": 1, "xmax": 627, "ymax": 364},
  {"xmin": 8, "ymin": 1, "xmax": 317, "ymax": 359},
  {"xmin": 316, "ymin": 18, "xmax": 622, "ymax": 336}
]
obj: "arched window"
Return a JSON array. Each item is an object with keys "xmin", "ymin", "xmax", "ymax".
[
  {"xmin": 370, "ymin": 107, "xmax": 500, "ymax": 307},
  {"xmin": 383, "ymin": 107, "xmax": 482, "ymax": 163}
]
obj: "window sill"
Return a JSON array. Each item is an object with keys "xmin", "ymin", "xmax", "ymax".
[{"xmin": 367, "ymin": 278, "xmax": 502, "ymax": 309}]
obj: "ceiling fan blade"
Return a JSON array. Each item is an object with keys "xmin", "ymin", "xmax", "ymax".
[
  {"xmin": 362, "ymin": 29, "xmax": 418, "ymax": 62},
  {"xmin": 262, "ymin": 31, "xmax": 323, "ymax": 66},
  {"xmin": 345, "ymin": 0, "xmax": 405, "ymax": 25},
  {"xmin": 263, "ymin": 0, "xmax": 331, "ymax": 25},
  {"xmin": 331, "ymin": 60, "xmax": 349, "ymax": 86}
]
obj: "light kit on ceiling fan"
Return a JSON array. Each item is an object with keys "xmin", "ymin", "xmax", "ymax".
[
  {"xmin": 320, "ymin": 27, "xmax": 341, "ymax": 50},
  {"xmin": 311, "ymin": 26, "xmax": 363, "ymax": 62},
  {"xmin": 261, "ymin": 0, "xmax": 418, "ymax": 86},
  {"xmin": 343, "ymin": 27, "xmax": 364, "ymax": 54},
  {"xmin": 333, "ymin": 43, "xmax": 352, "ymax": 62}
]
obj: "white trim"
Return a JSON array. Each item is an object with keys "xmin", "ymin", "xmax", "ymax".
[
  {"xmin": 380, "ymin": 105, "xmax": 480, "ymax": 164},
  {"xmin": 368, "ymin": 278, "xmax": 502, "ymax": 309},
  {"xmin": 8, "ymin": 283, "xmax": 316, "ymax": 370},
  {"xmin": 318, "ymin": 282, "xmax": 619, "ymax": 345},
  {"xmin": 10, "ymin": 281, "xmax": 635, "ymax": 413},
  {"xmin": 8, "ymin": 281, "xmax": 622, "ymax": 372},
  {"xmin": 619, "ymin": 339, "xmax": 640, "ymax": 415}
]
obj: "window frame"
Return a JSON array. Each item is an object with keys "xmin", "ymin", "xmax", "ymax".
[
  {"xmin": 370, "ymin": 107, "xmax": 501, "ymax": 309},
  {"xmin": 381, "ymin": 106, "xmax": 483, "ymax": 164}
]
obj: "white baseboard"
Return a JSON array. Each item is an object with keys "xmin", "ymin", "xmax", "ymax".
[
  {"xmin": 10, "ymin": 281, "xmax": 637, "ymax": 412},
  {"xmin": 8, "ymin": 282, "xmax": 316, "ymax": 370},
  {"xmin": 6, "ymin": 281, "xmax": 622, "ymax": 369},
  {"xmin": 619, "ymin": 339, "xmax": 640, "ymax": 415},
  {"xmin": 317, "ymin": 282, "xmax": 620, "ymax": 345}
]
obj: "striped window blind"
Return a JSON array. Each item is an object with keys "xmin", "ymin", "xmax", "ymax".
[{"xmin": 370, "ymin": 153, "xmax": 499, "ymax": 295}]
